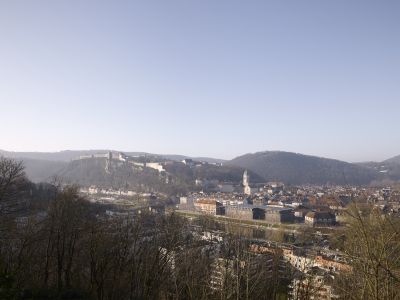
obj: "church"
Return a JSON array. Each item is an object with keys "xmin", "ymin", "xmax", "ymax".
[{"xmin": 242, "ymin": 170, "xmax": 259, "ymax": 195}]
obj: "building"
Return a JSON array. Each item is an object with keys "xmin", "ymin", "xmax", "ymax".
[
  {"xmin": 293, "ymin": 207, "xmax": 311, "ymax": 222},
  {"xmin": 290, "ymin": 271, "xmax": 338, "ymax": 300},
  {"xmin": 194, "ymin": 199, "xmax": 223, "ymax": 215},
  {"xmin": 314, "ymin": 255, "xmax": 351, "ymax": 273},
  {"xmin": 179, "ymin": 197, "xmax": 188, "ymax": 204},
  {"xmin": 243, "ymin": 170, "xmax": 250, "ymax": 187},
  {"xmin": 305, "ymin": 211, "xmax": 336, "ymax": 226},
  {"xmin": 250, "ymin": 244, "xmax": 291, "ymax": 280},
  {"xmin": 243, "ymin": 170, "xmax": 258, "ymax": 195},
  {"xmin": 264, "ymin": 206, "xmax": 295, "ymax": 223},
  {"xmin": 225, "ymin": 204, "xmax": 294, "ymax": 224},
  {"xmin": 146, "ymin": 162, "xmax": 165, "ymax": 172},
  {"xmin": 226, "ymin": 205, "xmax": 254, "ymax": 220},
  {"xmin": 283, "ymin": 248, "xmax": 314, "ymax": 272}
]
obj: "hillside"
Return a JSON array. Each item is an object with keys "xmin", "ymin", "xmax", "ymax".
[
  {"xmin": 385, "ymin": 155, "xmax": 400, "ymax": 165},
  {"xmin": 58, "ymin": 157, "xmax": 260, "ymax": 191},
  {"xmin": 22, "ymin": 159, "xmax": 68, "ymax": 183},
  {"xmin": 0, "ymin": 150, "xmax": 228, "ymax": 185},
  {"xmin": 0, "ymin": 149, "xmax": 225, "ymax": 164},
  {"xmin": 0, "ymin": 149, "xmax": 111, "ymax": 162},
  {"xmin": 3, "ymin": 149, "xmax": 399, "ymax": 186},
  {"xmin": 357, "ymin": 160, "xmax": 400, "ymax": 182},
  {"xmin": 59, "ymin": 158, "xmax": 171, "ymax": 191},
  {"xmin": 227, "ymin": 151, "xmax": 379, "ymax": 185}
]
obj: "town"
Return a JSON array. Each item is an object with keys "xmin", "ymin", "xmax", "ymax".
[
  {"xmin": 2, "ymin": 1, "xmax": 399, "ymax": 298},
  {"xmin": 70, "ymin": 152, "xmax": 400, "ymax": 300}
]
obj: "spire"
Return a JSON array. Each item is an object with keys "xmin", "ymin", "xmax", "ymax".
[{"xmin": 243, "ymin": 170, "xmax": 249, "ymax": 187}]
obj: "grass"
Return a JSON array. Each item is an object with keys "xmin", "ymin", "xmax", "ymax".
[{"xmin": 175, "ymin": 209, "xmax": 302, "ymax": 232}]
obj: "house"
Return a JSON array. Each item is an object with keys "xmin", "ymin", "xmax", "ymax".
[
  {"xmin": 314, "ymin": 255, "xmax": 352, "ymax": 272},
  {"xmin": 305, "ymin": 211, "xmax": 336, "ymax": 226},
  {"xmin": 290, "ymin": 269, "xmax": 338, "ymax": 300},
  {"xmin": 194, "ymin": 199, "xmax": 223, "ymax": 215},
  {"xmin": 293, "ymin": 206, "xmax": 311, "ymax": 222}
]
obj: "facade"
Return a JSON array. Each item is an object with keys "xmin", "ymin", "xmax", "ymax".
[
  {"xmin": 226, "ymin": 205, "xmax": 253, "ymax": 220},
  {"xmin": 314, "ymin": 255, "xmax": 351, "ymax": 272},
  {"xmin": 194, "ymin": 199, "xmax": 223, "ymax": 215},
  {"xmin": 305, "ymin": 211, "xmax": 336, "ymax": 226},
  {"xmin": 250, "ymin": 244, "xmax": 291, "ymax": 280},
  {"xmin": 225, "ymin": 204, "xmax": 294, "ymax": 224},
  {"xmin": 293, "ymin": 207, "xmax": 311, "ymax": 222},
  {"xmin": 210, "ymin": 258, "xmax": 235, "ymax": 291},
  {"xmin": 179, "ymin": 197, "xmax": 188, "ymax": 204},
  {"xmin": 290, "ymin": 274, "xmax": 338, "ymax": 300},
  {"xmin": 264, "ymin": 206, "xmax": 295, "ymax": 223},
  {"xmin": 146, "ymin": 162, "xmax": 165, "ymax": 172},
  {"xmin": 283, "ymin": 249, "xmax": 314, "ymax": 272}
]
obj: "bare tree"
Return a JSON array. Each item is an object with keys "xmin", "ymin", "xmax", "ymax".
[
  {"xmin": 335, "ymin": 203, "xmax": 400, "ymax": 300},
  {"xmin": 0, "ymin": 157, "xmax": 26, "ymax": 215}
]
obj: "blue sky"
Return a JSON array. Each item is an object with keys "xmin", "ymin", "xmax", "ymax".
[{"xmin": 0, "ymin": 1, "xmax": 399, "ymax": 162}]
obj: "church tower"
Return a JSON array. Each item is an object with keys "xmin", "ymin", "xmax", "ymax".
[
  {"xmin": 243, "ymin": 170, "xmax": 252, "ymax": 195},
  {"xmin": 243, "ymin": 170, "xmax": 249, "ymax": 187}
]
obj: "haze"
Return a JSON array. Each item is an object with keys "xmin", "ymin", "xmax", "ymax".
[{"xmin": 0, "ymin": 0, "xmax": 399, "ymax": 162}]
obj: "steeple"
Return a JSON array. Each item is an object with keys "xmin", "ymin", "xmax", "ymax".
[{"xmin": 243, "ymin": 170, "xmax": 249, "ymax": 187}]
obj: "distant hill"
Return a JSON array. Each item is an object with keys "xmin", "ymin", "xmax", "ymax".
[
  {"xmin": 0, "ymin": 149, "xmax": 225, "ymax": 164},
  {"xmin": 0, "ymin": 154, "xmax": 68, "ymax": 183},
  {"xmin": 156, "ymin": 154, "xmax": 226, "ymax": 164},
  {"xmin": 59, "ymin": 158, "xmax": 166, "ymax": 190},
  {"xmin": 0, "ymin": 150, "xmax": 227, "ymax": 186},
  {"xmin": 57, "ymin": 157, "xmax": 256, "ymax": 194},
  {"xmin": 3, "ymin": 149, "xmax": 399, "ymax": 186},
  {"xmin": 163, "ymin": 162, "xmax": 263, "ymax": 183},
  {"xmin": 385, "ymin": 155, "xmax": 400, "ymax": 165},
  {"xmin": 357, "ymin": 159, "xmax": 400, "ymax": 183},
  {"xmin": 0, "ymin": 150, "xmax": 110, "ymax": 162},
  {"xmin": 227, "ymin": 151, "xmax": 379, "ymax": 185},
  {"xmin": 21, "ymin": 159, "xmax": 68, "ymax": 183}
]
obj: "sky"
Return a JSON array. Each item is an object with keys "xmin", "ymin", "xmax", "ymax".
[{"xmin": 0, "ymin": 1, "xmax": 399, "ymax": 162}]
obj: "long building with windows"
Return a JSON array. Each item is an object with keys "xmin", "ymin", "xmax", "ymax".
[
  {"xmin": 194, "ymin": 199, "xmax": 223, "ymax": 215},
  {"xmin": 225, "ymin": 204, "xmax": 294, "ymax": 223}
]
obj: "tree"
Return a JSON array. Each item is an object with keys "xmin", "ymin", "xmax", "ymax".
[
  {"xmin": 335, "ymin": 203, "xmax": 400, "ymax": 300},
  {"xmin": 0, "ymin": 157, "xmax": 26, "ymax": 216}
]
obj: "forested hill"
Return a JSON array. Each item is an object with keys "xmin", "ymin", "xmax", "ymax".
[
  {"xmin": 227, "ymin": 151, "xmax": 380, "ymax": 185},
  {"xmin": 3, "ymin": 149, "xmax": 400, "ymax": 186}
]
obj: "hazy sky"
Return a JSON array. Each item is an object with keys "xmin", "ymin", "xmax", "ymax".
[{"xmin": 0, "ymin": 1, "xmax": 399, "ymax": 162}]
